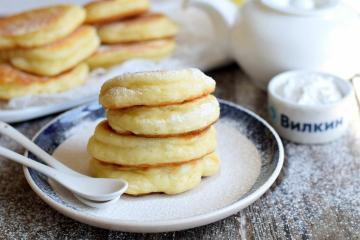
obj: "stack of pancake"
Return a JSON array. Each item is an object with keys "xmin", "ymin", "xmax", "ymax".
[
  {"xmin": 0, "ymin": 5, "xmax": 100, "ymax": 100},
  {"xmin": 88, "ymin": 69, "xmax": 221, "ymax": 195},
  {"xmin": 85, "ymin": 0, "xmax": 179, "ymax": 69}
]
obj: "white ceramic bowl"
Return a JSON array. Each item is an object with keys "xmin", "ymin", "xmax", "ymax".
[{"xmin": 268, "ymin": 70, "xmax": 356, "ymax": 144}]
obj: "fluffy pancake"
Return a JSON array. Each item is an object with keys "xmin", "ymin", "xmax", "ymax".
[
  {"xmin": 90, "ymin": 152, "xmax": 220, "ymax": 195},
  {"xmin": 107, "ymin": 95, "xmax": 220, "ymax": 136},
  {"xmin": 86, "ymin": 38, "xmax": 175, "ymax": 69},
  {"xmin": 0, "ymin": 5, "xmax": 85, "ymax": 49},
  {"xmin": 0, "ymin": 53, "xmax": 6, "ymax": 63},
  {"xmin": 100, "ymin": 68, "xmax": 216, "ymax": 109},
  {"xmin": 98, "ymin": 13, "xmax": 178, "ymax": 43},
  {"xmin": 7, "ymin": 26, "xmax": 100, "ymax": 76},
  {"xmin": 87, "ymin": 121, "xmax": 217, "ymax": 166},
  {"xmin": 0, "ymin": 63, "xmax": 88, "ymax": 100},
  {"xmin": 85, "ymin": 0, "xmax": 149, "ymax": 24}
]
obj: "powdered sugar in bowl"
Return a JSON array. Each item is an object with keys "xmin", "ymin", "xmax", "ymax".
[{"xmin": 268, "ymin": 70, "xmax": 356, "ymax": 144}]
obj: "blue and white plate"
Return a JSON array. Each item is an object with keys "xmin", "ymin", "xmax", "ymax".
[{"xmin": 23, "ymin": 100, "xmax": 284, "ymax": 233}]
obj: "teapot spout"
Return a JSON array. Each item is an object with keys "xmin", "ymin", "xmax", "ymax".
[{"xmin": 187, "ymin": 0, "xmax": 237, "ymax": 50}]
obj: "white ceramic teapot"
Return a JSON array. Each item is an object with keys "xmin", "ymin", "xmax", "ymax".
[{"xmin": 189, "ymin": 0, "xmax": 360, "ymax": 90}]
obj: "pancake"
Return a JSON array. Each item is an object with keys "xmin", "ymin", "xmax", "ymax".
[
  {"xmin": 107, "ymin": 95, "xmax": 220, "ymax": 136},
  {"xmin": 85, "ymin": 0, "xmax": 149, "ymax": 24},
  {"xmin": 87, "ymin": 121, "xmax": 217, "ymax": 166},
  {"xmin": 8, "ymin": 26, "xmax": 100, "ymax": 76},
  {"xmin": 100, "ymin": 68, "xmax": 216, "ymax": 109},
  {"xmin": 86, "ymin": 38, "xmax": 175, "ymax": 69},
  {"xmin": 90, "ymin": 152, "xmax": 220, "ymax": 195},
  {"xmin": 0, "ymin": 63, "xmax": 88, "ymax": 100},
  {"xmin": 0, "ymin": 48, "xmax": 10, "ymax": 62},
  {"xmin": 0, "ymin": 53, "xmax": 6, "ymax": 63},
  {"xmin": 0, "ymin": 5, "xmax": 85, "ymax": 49},
  {"xmin": 98, "ymin": 13, "xmax": 178, "ymax": 43}
]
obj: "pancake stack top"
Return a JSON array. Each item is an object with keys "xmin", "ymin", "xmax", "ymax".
[
  {"xmin": 85, "ymin": 0, "xmax": 179, "ymax": 69},
  {"xmin": 0, "ymin": 5, "xmax": 99, "ymax": 99},
  {"xmin": 87, "ymin": 68, "xmax": 221, "ymax": 195}
]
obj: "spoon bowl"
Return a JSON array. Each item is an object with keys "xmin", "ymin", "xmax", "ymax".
[
  {"xmin": 0, "ymin": 146, "xmax": 128, "ymax": 203},
  {"xmin": 74, "ymin": 194, "xmax": 121, "ymax": 208},
  {"xmin": 60, "ymin": 175, "xmax": 128, "ymax": 202},
  {"xmin": 0, "ymin": 121, "xmax": 128, "ymax": 207}
]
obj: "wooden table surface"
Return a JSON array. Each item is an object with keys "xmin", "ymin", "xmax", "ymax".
[{"xmin": 1, "ymin": 64, "xmax": 360, "ymax": 240}]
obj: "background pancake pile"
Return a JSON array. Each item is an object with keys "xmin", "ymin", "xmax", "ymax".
[
  {"xmin": 85, "ymin": 0, "xmax": 179, "ymax": 69},
  {"xmin": 0, "ymin": 5, "xmax": 99, "ymax": 100},
  {"xmin": 88, "ymin": 68, "xmax": 221, "ymax": 195},
  {"xmin": 0, "ymin": 0, "xmax": 178, "ymax": 100}
]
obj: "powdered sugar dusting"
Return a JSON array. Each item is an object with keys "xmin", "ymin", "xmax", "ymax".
[
  {"xmin": 108, "ymin": 68, "xmax": 214, "ymax": 84},
  {"xmin": 51, "ymin": 119, "xmax": 262, "ymax": 221},
  {"xmin": 63, "ymin": 118, "xmax": 104, "ymax": 140},
  {"xmin": 276, "ymin": 72, "xmax": 344, "ymax": 106},
  {"xmin": 249, "ymin": 116, "xmax": 360, "ymax": 237}
]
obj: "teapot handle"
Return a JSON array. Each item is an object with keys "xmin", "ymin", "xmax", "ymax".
[
  {"xmin": 185, "ymin": 0, "xmax": 238, "ymax": 53},
  {"xmin": 350, "ymin": 75, "xmax": 360, "ymax": 111}
]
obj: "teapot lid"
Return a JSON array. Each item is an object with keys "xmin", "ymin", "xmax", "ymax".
[{"xmin": 260, "ymin": 0, "xmax": 340, "ymax": 15}]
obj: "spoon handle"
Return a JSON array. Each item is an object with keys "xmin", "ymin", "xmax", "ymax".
[
  {"xmin": 0, "ymin": 121, "xmax": 82, "ymax": 176},
  {"xmin": 0, "ymin": 145, "xmax": 100, "ymax": 200},
  {"xmin": 0, "ymin": 145, "xmax": 63, "ymax": 180},
  {"xmin": 0, "ymin": 145, "xmax": 127, "ymax": 202}
]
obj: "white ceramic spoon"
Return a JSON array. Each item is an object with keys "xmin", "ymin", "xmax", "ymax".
[
  {"xmin": 0, "ymin": 146, "xmax": 127, "ymax": 202},
  {"xmin": 0, "ymin": 121, "xmax": 128, "ymax": 208},
  {"xmin": 0, "ymin": 121, "xmax": 82, "ymax": 176}
]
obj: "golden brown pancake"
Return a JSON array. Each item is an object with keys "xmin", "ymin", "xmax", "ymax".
[
  {"xmin": 88, "ymin": 68, "xmax": 220, "ymax": 195},
  {"xmin": 0, "ymin": 5, "xmax": 85, "ymax": 49},
  {"xmin": 85, "ymin": 0, "xmax": 149, "ymax": 24},
  {"xmin": 99, "ymin": 68, "xmax": 216, "ymax": 109},
  {"xmin": 98, "ymin": 13, "xmax": 179, "ymax": 43},
  {"xmin": 87, "ymin": 120, "xmax": 217, "ymax": 166},
  {"xmin": 107, "ymin": 95, "xmax": 220, "ymax": 136},
  {"xmin": 5, "ymin": 26, "xmax": 99, "ymax": 76},
  {"xmin": 0, "ymin": 63, "xmax": 88, "ymax": 99},
  {"xmin": 86, "ymin": 38, "xmax": 175, "ymax": 69},
  {"xmin": 0, "ymin": 53, "xmax": 7, "ymax": 63},
  {"xmin": 90, "ymin": 152, "xmax": 220, "ymax": 195}
]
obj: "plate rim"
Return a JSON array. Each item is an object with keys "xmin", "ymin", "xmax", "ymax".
[
  {"xmin": 0, "ymin": 95, "xmax": 97, "ymax": 123},
  {"xmin": 23, "ymin": 99, "xmax": 284, "ymax": 233}
]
